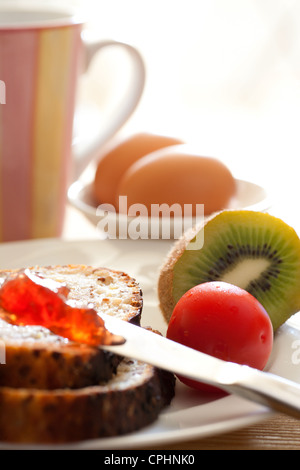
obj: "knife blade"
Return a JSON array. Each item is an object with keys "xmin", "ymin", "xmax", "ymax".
[{"xmin": 101, "ymin": 313, "xmax": 300, "ymax": 419}]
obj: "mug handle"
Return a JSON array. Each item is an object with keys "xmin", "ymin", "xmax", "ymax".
[{"xmin": 72, "ymin": 30, "xmax": 146, "ymax": 180}]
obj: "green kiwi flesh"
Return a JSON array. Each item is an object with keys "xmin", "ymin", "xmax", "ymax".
[{"xmin": 168, "ymin": 211, "xmax": 300, "ymax": 331}]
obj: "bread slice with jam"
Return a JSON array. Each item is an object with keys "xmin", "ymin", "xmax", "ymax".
[
  {"xmin": 0, "ymin": 264, "xmax": 175, "ymax": 444},
  {"xmin": 0, "ymin": 265, "xmax": 143, "ymax": 389}
]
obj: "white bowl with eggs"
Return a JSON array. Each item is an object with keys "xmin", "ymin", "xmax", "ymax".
[
  {"xmin": 68, "ymin": 137, "xmax": 271, "ymax": 240},
  {"xmin": 68, "ymin": 177, "xmax": 270, "ymax": 240}
]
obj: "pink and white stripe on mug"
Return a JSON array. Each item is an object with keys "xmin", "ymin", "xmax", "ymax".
[{"xmin": 0, "ymin": 15, "xmax": 82, "ymax": 241}]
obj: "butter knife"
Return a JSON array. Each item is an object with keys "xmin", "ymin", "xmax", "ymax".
[{"xmin": 101, "ymin": 313, "xmax": 300, "ymax": 419}]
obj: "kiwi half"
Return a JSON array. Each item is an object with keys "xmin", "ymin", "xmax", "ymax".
[{"xmin": 158, "ymin": 210, "xmax": 300, "ymax": 331}]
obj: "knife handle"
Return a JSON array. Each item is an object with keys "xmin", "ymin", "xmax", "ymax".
[{"xmin": 223, "ymin": 363, "xmax": 300, "ymax": 419}]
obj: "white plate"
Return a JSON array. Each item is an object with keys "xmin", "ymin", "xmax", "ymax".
[
  {"xmin": 0, "ymin": 237, "xmax": 299, "ymax": 450},
  {"xmin": 68, "ymin": 178, "xmax": 271, "ymax": 240}
]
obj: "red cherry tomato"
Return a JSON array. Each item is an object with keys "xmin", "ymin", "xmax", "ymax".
[{"xmin": 166, "ymin": 282, "xmax": 273, "ymax": 393}]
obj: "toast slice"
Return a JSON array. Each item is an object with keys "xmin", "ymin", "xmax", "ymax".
[
  {"xmin": 0, "ymin": 356, "xmax": 175, "ymax": 444},
  {"xmin": 0, "ymin": 265, "xmax": 143, "ymax": 389},
  {"xmin": 0, "ymin": 264, "xmax": 175, "ymax": 443}
]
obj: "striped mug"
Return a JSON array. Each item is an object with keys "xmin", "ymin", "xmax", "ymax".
[{"xmin": 0, "ymin": 3, "xmax": 145, "ymax": 241}]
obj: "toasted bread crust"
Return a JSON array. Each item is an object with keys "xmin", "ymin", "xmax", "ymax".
[
  {"xmin": 0, "ymin": 339, "xmax": 121, "ymax": 390},
  {"xmin": 0, "ymin": 358, "xmax": 175, "ymax": 444}
]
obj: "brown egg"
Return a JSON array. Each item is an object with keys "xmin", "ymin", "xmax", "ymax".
[
  {"xmin": 116, "ymin": 145, "xmax": 236, "ymax": 216},
  {"xmin": 93, "ymin": 133, "xmax": 183, "ymax": 207}
]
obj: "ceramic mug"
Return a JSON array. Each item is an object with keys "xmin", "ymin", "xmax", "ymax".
[{"xmin": 0, "ymin": 3, "xmax": 145, "ymax": 241}]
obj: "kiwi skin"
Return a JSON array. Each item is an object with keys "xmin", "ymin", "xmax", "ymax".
[
  {"xmin": 158, "ymin": 214, "xmax": 214, "ymax": 324},
  {"xmin": 158, "ymin": 210, "xmax": 300, "ymax": 331}
]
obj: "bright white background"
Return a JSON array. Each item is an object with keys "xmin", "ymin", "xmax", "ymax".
[
  {"xmin": 2, "ymin": 0, "xmax": 300, "ymax": 229},
  {"xmin": 81, "ymin": 0, "xmax": 300, "ymax": 227}
]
